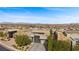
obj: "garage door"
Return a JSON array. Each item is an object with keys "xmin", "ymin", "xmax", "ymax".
[{"xmin": 34, "ymin": 35, "xmax": 41, "ymax": 43}]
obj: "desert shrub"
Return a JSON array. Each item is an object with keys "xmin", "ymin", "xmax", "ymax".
[{"xmin": 15, "ymin": 35, "xmax": 31, "ymax": 47}]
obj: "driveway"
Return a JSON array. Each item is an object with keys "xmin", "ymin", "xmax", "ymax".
[{"xmin": 29, "ymin": 43, "xmax": 46, "ymax": 51}]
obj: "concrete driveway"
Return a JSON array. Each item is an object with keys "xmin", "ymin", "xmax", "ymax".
[{"xmin": 29, "ymin": 43, "xmax": 46, "ymax": 51}]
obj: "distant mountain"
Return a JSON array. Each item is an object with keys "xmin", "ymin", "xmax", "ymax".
[{"xmin": 0, "ymin": 22, "xmax": 79, "ymax": 25}]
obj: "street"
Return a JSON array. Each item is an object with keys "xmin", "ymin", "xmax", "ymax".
[{"xmin": 0, "ymin": 45, "xmax": 11, "ymax": 51}]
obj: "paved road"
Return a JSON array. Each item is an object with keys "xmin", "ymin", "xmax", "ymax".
[
  {"xmin": 29, "ymin": 43, "xmax": 46, "ymax": 51},
  {"xmin": 0, "ymin": 45, "xmax": 11, "ymax": 51}
]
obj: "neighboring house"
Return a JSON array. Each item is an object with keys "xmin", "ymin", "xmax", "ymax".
[
  {"xmin": 70, "ymin": 34, "xmax": 79, "ymax": 47},
  {"xmin": 72, "ymin": 38, "xmax": 79, "ymax": 45},
  {"xmin": 6, "ymin": 29, "xmax": 18, "ymax": 38}
]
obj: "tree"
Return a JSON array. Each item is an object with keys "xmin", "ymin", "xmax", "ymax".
[
  {"xmin": 48, "ymin": 29, "xmax": 71, "ymax": 51},
  {"xmin": 53, "ymin": 31, "xmax": 58, "ymax": 40},
  {"xmin": 48, "ymin": 35, "xmax": 53, "ymax": 51},
  {"xmin": 48, "ymin": 29, "xmax": 53, "ymax": 51},
  {"xmin": 50, "ymin": 28, "xmax": 52, "ymax": 36},
  {"xmin": 15, "ymin": 35, "xmax": 31, "ymax": 46},
  {"xmin": 63, "ymin": 31, "xmax": 67, "ymax": 36}
]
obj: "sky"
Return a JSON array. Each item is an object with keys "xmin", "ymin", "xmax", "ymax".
[{"xmin": 0, "ymin": 7, "xmax": 79, "ymax": 24}]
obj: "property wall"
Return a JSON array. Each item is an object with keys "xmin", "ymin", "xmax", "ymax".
[{"xmin": 40, "ymin": 39, "xmax": 45, "ymax": 44}]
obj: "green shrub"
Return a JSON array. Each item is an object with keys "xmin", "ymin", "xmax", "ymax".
[
  {"xmin": 52, "ymin": 40, "xmax": 70, "ymax": 51},
  {"xmin": 12, "ymin": 45, "xmax": 17, "ymax": 49},
  {"xmin": 73, "ymin": 45, "xmax": 79, "ymax": 51},
  {"xmin": 15, "ymin": 35, "xmax": 31, "ymax": 47},
  {"xmin": 0, "ymin": 32, "xmax": 6, "ymax": 37}
]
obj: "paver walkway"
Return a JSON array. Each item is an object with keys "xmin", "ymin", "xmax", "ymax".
[{"xmin": 29, "ymin": 43, "xmax": 46, "ymax": 51}]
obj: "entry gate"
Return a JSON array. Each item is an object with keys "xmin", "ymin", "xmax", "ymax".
[{"xmin": 34, "ymin": 35, "xmax": 41, "ymax": 43}]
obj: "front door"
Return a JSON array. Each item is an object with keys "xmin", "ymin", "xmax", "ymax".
[{"xmin": 34, "ymin": 35, "xmax": 40, "ymax": 43}]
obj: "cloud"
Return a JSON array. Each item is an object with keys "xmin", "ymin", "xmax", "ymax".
[
  {"xmin": 0, "ymin": 12, "xmax": 79, "ymax": 24},
  {"xmin": 0, "ymin": 7, "xmax": 79, "ymax": 24}
]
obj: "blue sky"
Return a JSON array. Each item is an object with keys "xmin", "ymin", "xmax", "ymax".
[{"xmin": 0, "ymin": 7, "xmax": 79, "ymax": 24}]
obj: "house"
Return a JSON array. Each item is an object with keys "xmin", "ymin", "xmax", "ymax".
[
  {"xmin": 6, "ymin": 29, "xmax": 18, "ymax": 38},
  {"xmin": 29, "ymin": 28, "xmax": 49, "ymax": 44},
  {"xmin": 70, "ymin": 34, "xmax": 79, "ymax": 46}
]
